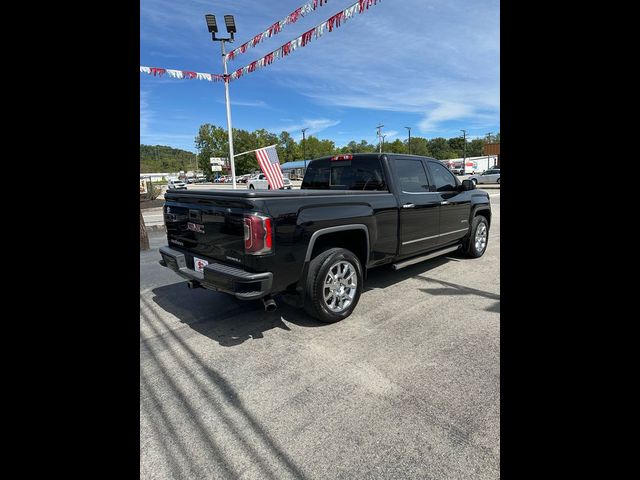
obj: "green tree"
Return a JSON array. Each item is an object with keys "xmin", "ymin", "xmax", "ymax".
[
  {"xmin": 468, "ymin": 139, "xmax": 485, "ymax": 157},
  {"xmin": 278, "ymin": 131, "xmax": 300, "ymax": 163},
  {"xmin": 407, "ymin": 137, "xmax": 430, "ymax": 156},
  {"xmin": 426, "ymin": 137, "xmax": 453, "ymax": 159},
  {"xmin": 385, "ymin": 139, "xmax": 406, "ymax": 154},
  {"xmin": 194, "ymin": 124, "xmax": 228, "ymax": 179}
]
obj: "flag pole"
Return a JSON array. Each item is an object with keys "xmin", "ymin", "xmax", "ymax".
[{"xmin": 233, "ymin": 144, "xmax": 279, "ymax": 158}]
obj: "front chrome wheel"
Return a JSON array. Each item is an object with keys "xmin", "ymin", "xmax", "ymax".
[
  {"xmin": 322, "ymin": 260, "xmax": 358, "ymax": 313},
  {"xmin": 475, "ymin": 222, "xmax": 487, "ymax": 253}
]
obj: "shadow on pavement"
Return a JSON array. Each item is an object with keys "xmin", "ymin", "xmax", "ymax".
[
  {"xmin": 415, "ymin": 276, "xmax": 500, "ymax": 303},
  {"xmin": 150, "ymin": 283, "xmax": 322, "ymax": 347},
  {"xmin": 140, "ymin": 300, "xmax": 309, "ymax": 479},
  {"xmin": 364, "ymin": 255, "xmax": 456, "ymax": 291}
]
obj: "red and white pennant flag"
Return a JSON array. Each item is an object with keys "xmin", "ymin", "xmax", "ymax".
[
  {"xmin": 230, "ymin": 0, "xmax": 382, "ymax": 80},
  {"xmin": 226, "ymin": 0, "xmax": 330, "ymax": 62}
]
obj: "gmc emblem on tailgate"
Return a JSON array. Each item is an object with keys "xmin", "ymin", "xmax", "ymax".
[{"xmin": 186, "ymin": 222, "xmax": 205, "ymax": 234}]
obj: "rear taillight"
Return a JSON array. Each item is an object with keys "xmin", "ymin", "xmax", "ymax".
[{"xmin": 243, "ymin": 214, "xmax": 273, "ymax": 255}]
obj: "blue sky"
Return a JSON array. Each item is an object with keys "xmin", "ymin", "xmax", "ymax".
[{"xmin": 140, "ymin": 0, "xmax": 499, "ymax": 153}]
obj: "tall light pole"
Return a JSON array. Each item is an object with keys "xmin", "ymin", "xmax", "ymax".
[
  {"xmin": 486, "ymin": 132, "xmax": 493, "ymax": 168},
  {"xmin": 405, "ymin": 126, "xmax": 411, "ymax": 154},
  {"xmin": 205, "ymin": 13, "xmax": 238, "ymax": 189},
  {"xmin": 381, "ymin": 135, "xmax": 387, "ymax": 152},
  {"xmin": 376, "ymin": 124, "xmax": 384, "ymax": 153},
  {"xmin": 301, "ymin": 127, "xmax": 308, "ymax": 171},
  {"xmin": 460, "ymin": 129, "xmax": 467, "ymax": 175}
]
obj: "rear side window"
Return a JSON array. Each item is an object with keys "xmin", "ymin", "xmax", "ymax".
[
  {"xmin": 394, "ymin": 159, "xmax": 430, "ymax": 192},
  {"xmin": 302, "ymin": 158, "xmax": 387, "ymax": 191},
  {"xmin": 427, "ymin": 162, "xmax": 458, "ymax": 192}
]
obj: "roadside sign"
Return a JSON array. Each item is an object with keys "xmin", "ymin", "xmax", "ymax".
[{"xmin": 211, "ymin": 165, "xmax": 222, "ymax": 172}]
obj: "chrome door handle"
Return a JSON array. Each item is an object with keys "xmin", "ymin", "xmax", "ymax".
[
  {"xmin": 402, "ymin": 203, "xmax": 416, "ymax": 209},
  {"xmin": 441, "ymin": 201, "xmax": 450, "ymax": 205}
]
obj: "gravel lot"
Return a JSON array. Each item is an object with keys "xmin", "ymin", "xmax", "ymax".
[{"xmin": 140, "ymin": 194, "xmax": 500, "ymax": 479}]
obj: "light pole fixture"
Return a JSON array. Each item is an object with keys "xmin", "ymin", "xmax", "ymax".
[
  {"xmin": 405, "ymin": 126, "xmax": 411, "ymax": 154},
  {"xmin": 381, "ymin": 134, "xmax": 387, "ymax": 152},
  {"xmin": 301, "ymin": 128, "xmax": 309, "ymax": 170},
  {"xmin": 205, "ymin": 13, "xmax": 237, "ymax": 188}
]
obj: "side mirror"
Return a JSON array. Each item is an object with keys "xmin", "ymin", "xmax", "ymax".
[{"xmin": 461, "ymin": 179, "xmax": 475, "ymax": 191}]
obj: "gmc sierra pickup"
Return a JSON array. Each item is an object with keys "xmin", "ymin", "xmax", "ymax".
[{"xmin": 159, "ymin": 153, "xmax": 491, "ymax": 323}]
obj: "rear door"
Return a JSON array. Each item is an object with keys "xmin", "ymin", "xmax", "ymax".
[
  {"xmin": 391, "ymin": 157, "xmax": 441, "ymax": 255},
  {"xmin": 425, "ymin": 161, "xmax": 471, "ymax": 246}
]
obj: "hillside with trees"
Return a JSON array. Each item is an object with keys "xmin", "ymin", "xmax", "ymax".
[{"xmin": 140, "ymin": 145, "xmax": 197, "ymax": 173}]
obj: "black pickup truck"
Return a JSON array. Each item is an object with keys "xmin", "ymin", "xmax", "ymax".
[{"xmin": 159, "ymin": 153, "xmax": 491, "ymax": 323}]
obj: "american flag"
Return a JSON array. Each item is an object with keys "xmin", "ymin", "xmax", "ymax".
[{"xmin": 255, "ymin": 145, "xmax": 284, "ymax": 189}]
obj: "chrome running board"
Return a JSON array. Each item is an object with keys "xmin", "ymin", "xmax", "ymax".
[{"xmin": 391, "ymin": 244, "xmax": 462, "ymax": 270}]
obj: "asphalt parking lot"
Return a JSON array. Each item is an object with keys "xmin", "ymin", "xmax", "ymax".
[{"xmin": 140, "ymin": 194, "xmax": 500, "ymax": 479}]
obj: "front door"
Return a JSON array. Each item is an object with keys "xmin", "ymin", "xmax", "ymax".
[
  {"xmin": 426, "ymin": 161, "xmax": 472, "ymax": 246},
  {"xmin": 391, "ymin": 158, "xmax": 441, "ymax": 256}
]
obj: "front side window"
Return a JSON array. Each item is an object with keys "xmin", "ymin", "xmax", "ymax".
[
  {"xmin": 427, "ymin": 162, "xmax": 458, "ymax": 192},
  {"xmin": 394, "ymin": 159, "xmax": 430, "ymax": 192}
]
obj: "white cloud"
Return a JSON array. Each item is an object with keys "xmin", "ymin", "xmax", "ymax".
[
  {"xmin": 272, "ymin": 118, "xmax": 341, "ymax": 139},
  {"xmin": 217, "ymin": 98, "xmax": 269, "ymax": 108},
  {"xmin": 140, "ymin": 91, "xmax": 153, "ymax": 137},
  {"xmin": 251, "ymin": 0, "xmax": 499, "ymax": 133},
  {"xmin": 383, "ymin": 130, "xmax": 399, "ymax": 139},
  {"xmin": 417, "ymin": 103, "xmax": 475, "ymax": 133}
]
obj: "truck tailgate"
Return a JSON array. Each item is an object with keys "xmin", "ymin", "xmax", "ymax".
[{"xmin": 163, "ymin": 196, "xmax": 249, "ymax": 268}]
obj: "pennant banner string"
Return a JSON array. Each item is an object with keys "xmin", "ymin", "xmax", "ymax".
[
  {"xmin": 226, "ymin": 0, "xmax": 330, "ymax": 62},
  {"xmin": 140, "ymin": 66, "xmax": 225, "ymax": 82},
  {"xmin": 229, "ymin": 0, "xmax": 382, "ymax": 81}
]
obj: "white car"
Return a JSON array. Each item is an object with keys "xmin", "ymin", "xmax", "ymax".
[
  {"xmin": 468, "ymin": 169, "xmax": 500, "ymax": 185},
  {"xmin": 247, "ymin": 173, "xmax": 292, "ymax": 190},
  {"xmin": 167, "ymin": 179, "xmax": 187, "ymax": 190}
]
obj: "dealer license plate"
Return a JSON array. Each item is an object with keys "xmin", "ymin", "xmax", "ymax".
[{"xmin": 193, "ymin": 257, "xmax": 208, "ymax": 273}]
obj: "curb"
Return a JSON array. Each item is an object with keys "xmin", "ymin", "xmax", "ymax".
[{"xmin": 146, "ymin": 224, "xmax": 166, "ymax": 232}]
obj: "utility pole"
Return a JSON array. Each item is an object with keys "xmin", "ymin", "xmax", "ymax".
[
  {"xmin": 301, "ymin": 128, "xmax": 308, "ymax": 170},
  {"xmin": 460, "ymin": 129, "xmax": 467, "ymax": 175},
  {"xmin": 486, "ymin": 132, "xmax": 493, "ymax": 168},
  {"xmin": 376, "ymin": 124, "xmax": 384, "ymax": 153},
  {"xmin": 405, "ymin": 126, "xmax": 412, "ymax": 154},
  {"xmin": 381, "ymin": 135, "xmax": 387, "ymax": 152}
]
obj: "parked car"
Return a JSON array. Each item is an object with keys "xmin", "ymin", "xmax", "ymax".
[
  {"xmin": 467, "ymin": 168, "xmax": 500, "ymax": 185},
  {"xmin": 159, "ymin": 153, "xmax": 491, "ymax": 323},
  {"xmin": 167, "ymin": 179, "xmax": 187, "ymax": 190},
  {"xmin": 247, "ymin": 173, "xmax": 292, "ymax": 190}
]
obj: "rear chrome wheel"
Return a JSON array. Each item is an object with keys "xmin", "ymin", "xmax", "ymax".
[
  {"xmin": 322, "ymin": 260, "xmax": 358, "ymax": 313},
  {"xmin": 304, "ymin": 248, "xmax": 363, "ymax": 323}
]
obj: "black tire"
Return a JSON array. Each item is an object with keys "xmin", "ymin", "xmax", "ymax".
[
  {"xmin": 463, "ymin": 215, "xmax": 489, "ymax": 258},
  {"xmin": 249, "ymin": 185, "xmax": 254, "ymax": 189},
  {"xmin": 497, "ymin": 177, "xmax": 500, "ymax": 184},
  {"xmin": 303, "ymin": 248, "xmax": 363, "ymax": 323},
  {"xmin": 471, "ymin": 178, "xmax": 478, "ymax": 185}
]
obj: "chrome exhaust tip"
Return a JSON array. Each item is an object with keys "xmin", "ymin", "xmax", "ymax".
[{"xmin": 262, "ymin": 297, "xmax": 277, "ymax": 312}]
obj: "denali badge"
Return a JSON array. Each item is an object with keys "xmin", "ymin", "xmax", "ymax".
[
  {"xmin": 226, "ymin": 256, "xmax": 241, "ymax": 263},
  {"xmin": 187, "ymin": 222, "xmax": 205, "ymax": 234},
  {"xmin": 170, "ymin": 239, "xmax": 184, "ymax": 246}
]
